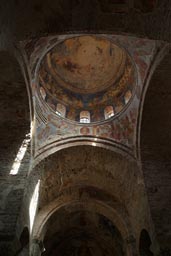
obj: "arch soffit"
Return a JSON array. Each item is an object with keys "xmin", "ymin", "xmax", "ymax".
[
  {"xmin": 32, "ymin": 198, "xmax": 133, "ymax": 245},
  {"xmin": 32, "ymin": 138, "xmax": 137, "ymax": 171},
  {"xmin": 136, "ymin": 44, "xmax": 170, "ymax": 160}
]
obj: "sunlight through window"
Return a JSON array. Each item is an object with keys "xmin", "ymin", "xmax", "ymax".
[
  {"xmin": 29, "ymin": 180, "xmax": 40, "ymax": 233},
  {"xmin": 10, "ymin": 133, "xmax": 31, "ymax": 175}
]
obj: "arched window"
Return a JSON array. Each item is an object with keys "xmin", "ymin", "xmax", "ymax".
[
  {"xmin": 124, "ymin": 90, "xmax": 132, "ymax": 104},
  {"xmin": 104, "ymin": 106, "xmax": 115, "ymax": 119},
  {"xmin": 80, "ymin": 111, "xmax": 90, "ymax": 123},
  {"xmin": 40, "ymin": 86, "xmax": 46, "ymax": 100},
  {"xmin": 47, "ymin": 98, "xmax": 56, "ymax": 111},
  {"xmin": 56, "ymin": 103, "xmax": 66, "ymax": 117}
]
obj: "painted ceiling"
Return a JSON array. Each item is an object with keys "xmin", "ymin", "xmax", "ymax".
[
  {"xmin": 38, "ymin": 35, "xmax": 136, "ymax": 123},
  {"xmin": 22, "ymin": 34, "xmax": 158, "ymax": 159},
  {"xmin": 46, "ymin": 36, "xmax": 126, "ymax": 94}
]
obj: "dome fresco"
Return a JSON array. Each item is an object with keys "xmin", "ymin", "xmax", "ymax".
[{"xmin": 38, "ymin": 35, "xmax": 136, "ymax": 123}]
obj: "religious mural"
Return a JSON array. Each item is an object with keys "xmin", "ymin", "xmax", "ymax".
[
  {"xmin": 21, "ymin": 33, "xmax": 159, "ymax": 157},
  {"xmin": 38, "ymin": 35, "xmax": 136, "ymax": 123}
]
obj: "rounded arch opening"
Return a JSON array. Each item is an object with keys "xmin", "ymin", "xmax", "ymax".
[
  {"xmin": 32, "ymin": 199, "xmax": 133, "ymax": 256},
  {"xmin": 29, "ymin": 145, "xmax": 142, "ymax": 256},
  {"xmin": 43, "ymin": 211, "xmax": 125, "ymax": 256},
  {"xmin": 140, "ymin": 50, "xmax": 171, "ymax": 247},
  {"xmin": 20, "ymin": 226, "xmax": 30, "ymax": 248},
  {"xmin": 139, "ymin": 229, "xmax": 153, "ymax": 256}
]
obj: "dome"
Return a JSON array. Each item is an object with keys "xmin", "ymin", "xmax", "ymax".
[{"xmin": 38, "ymin": 35, "xmax": 136, "ymax": 123}]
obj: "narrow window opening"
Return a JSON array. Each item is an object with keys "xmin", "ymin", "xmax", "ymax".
[
  {"xmin": 80, "ymin": 111, "xmax": 90, "ymax": 123},
  {"xmin": 104, "ymin": 106, "xmax": 115, "ymax": 119},
  {"xmin": 56, "ymin": 103, "xmax": 66, "ymax": 117},
  {"xmin": 40, "ymin": 87, "xmax": 46, "ymax": 100},
  {"xmin": 124, "ymin": 90, "xmax": 132, "ymax": 104},
  {"xmin": 10, "ymin": 133, "xmax": 31, "ymax": 175}
]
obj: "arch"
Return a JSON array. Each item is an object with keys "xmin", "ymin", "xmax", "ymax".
[
  {"xmin": 27, "ymin": 145, "xmax": 145, "ymax": 255},
  {"xmin": 139, "ymin": 229, "xmax": 153, "ymax": 256},
  {"xmin": 137, "ymin": 44, "xmax": 169, "ymax": 158},
  {"xmin": 33, "ymin": 136, "xmax": 134, "ymax": 168},
  {"xmin": 42, "ymin": 210, "xmax": 125, "ymax": 256},
  {"xmin": 140, "ymin": 48, "xmax": 171, "ymax": 247},
  {"xmin": 32, "ymin": 199, "xmax": 135, "ymax": 256}
]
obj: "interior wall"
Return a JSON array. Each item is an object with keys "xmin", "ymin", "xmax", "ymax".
[{"xmin": 0, "ymin": 51, "xmax": 30, "ymax": 255}]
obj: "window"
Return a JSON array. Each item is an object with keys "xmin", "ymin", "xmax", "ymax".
[
  {"xmin": 80, "ymin": 111, "xmax": 90, "ymax": 123},
  {"xmin": 40, "ymin": 87, "xmax": 46, "ymax": 100},
  {"xmin": 104, "ymin": 106, "xmax": 115, "ymax": 119},
  {"xmin": 124, "ymin": 90, "xmax": 132, "ymax": 104},
  {"xmin": 10, "ymin": 133, "xmax": 30, "ymax": 175},
  {"xmin": 56, "ymin": 103, "xmax": 66, "ymax": 117}
]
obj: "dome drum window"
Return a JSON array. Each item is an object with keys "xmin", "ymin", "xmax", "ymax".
[
  {"xmin": 56, "ymin": 103, "xmax": 66, "ymax": 117},
  {"xmin": 80, "ymin": 111, "xmax": 90, "ymax": 123},
  {"xmin": 104, "ymin": 106, "xmax": 115, "ymax": 119},
  {"xmin": 124, "ymin": 90, "xmax": 132, "ymax": 104},
  {"xmin": 40, "ymin": 87, "xmax": 46, "ymax": 100}
]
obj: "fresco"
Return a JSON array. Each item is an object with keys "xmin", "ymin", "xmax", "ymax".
[
  {"xmin": 38, "ymin": 35, "xmax": 136, "ymax": 123},
  {"xmin": 48, "ymin": 36, "xmax": 126, "ymax": 94},
  {"xmin": 21, "ymin": 34, "xmax": 160, "ymax": 157},
  {"xmin": 35, "ymin": 95, "xmax": 137, "ymax": 150}
]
